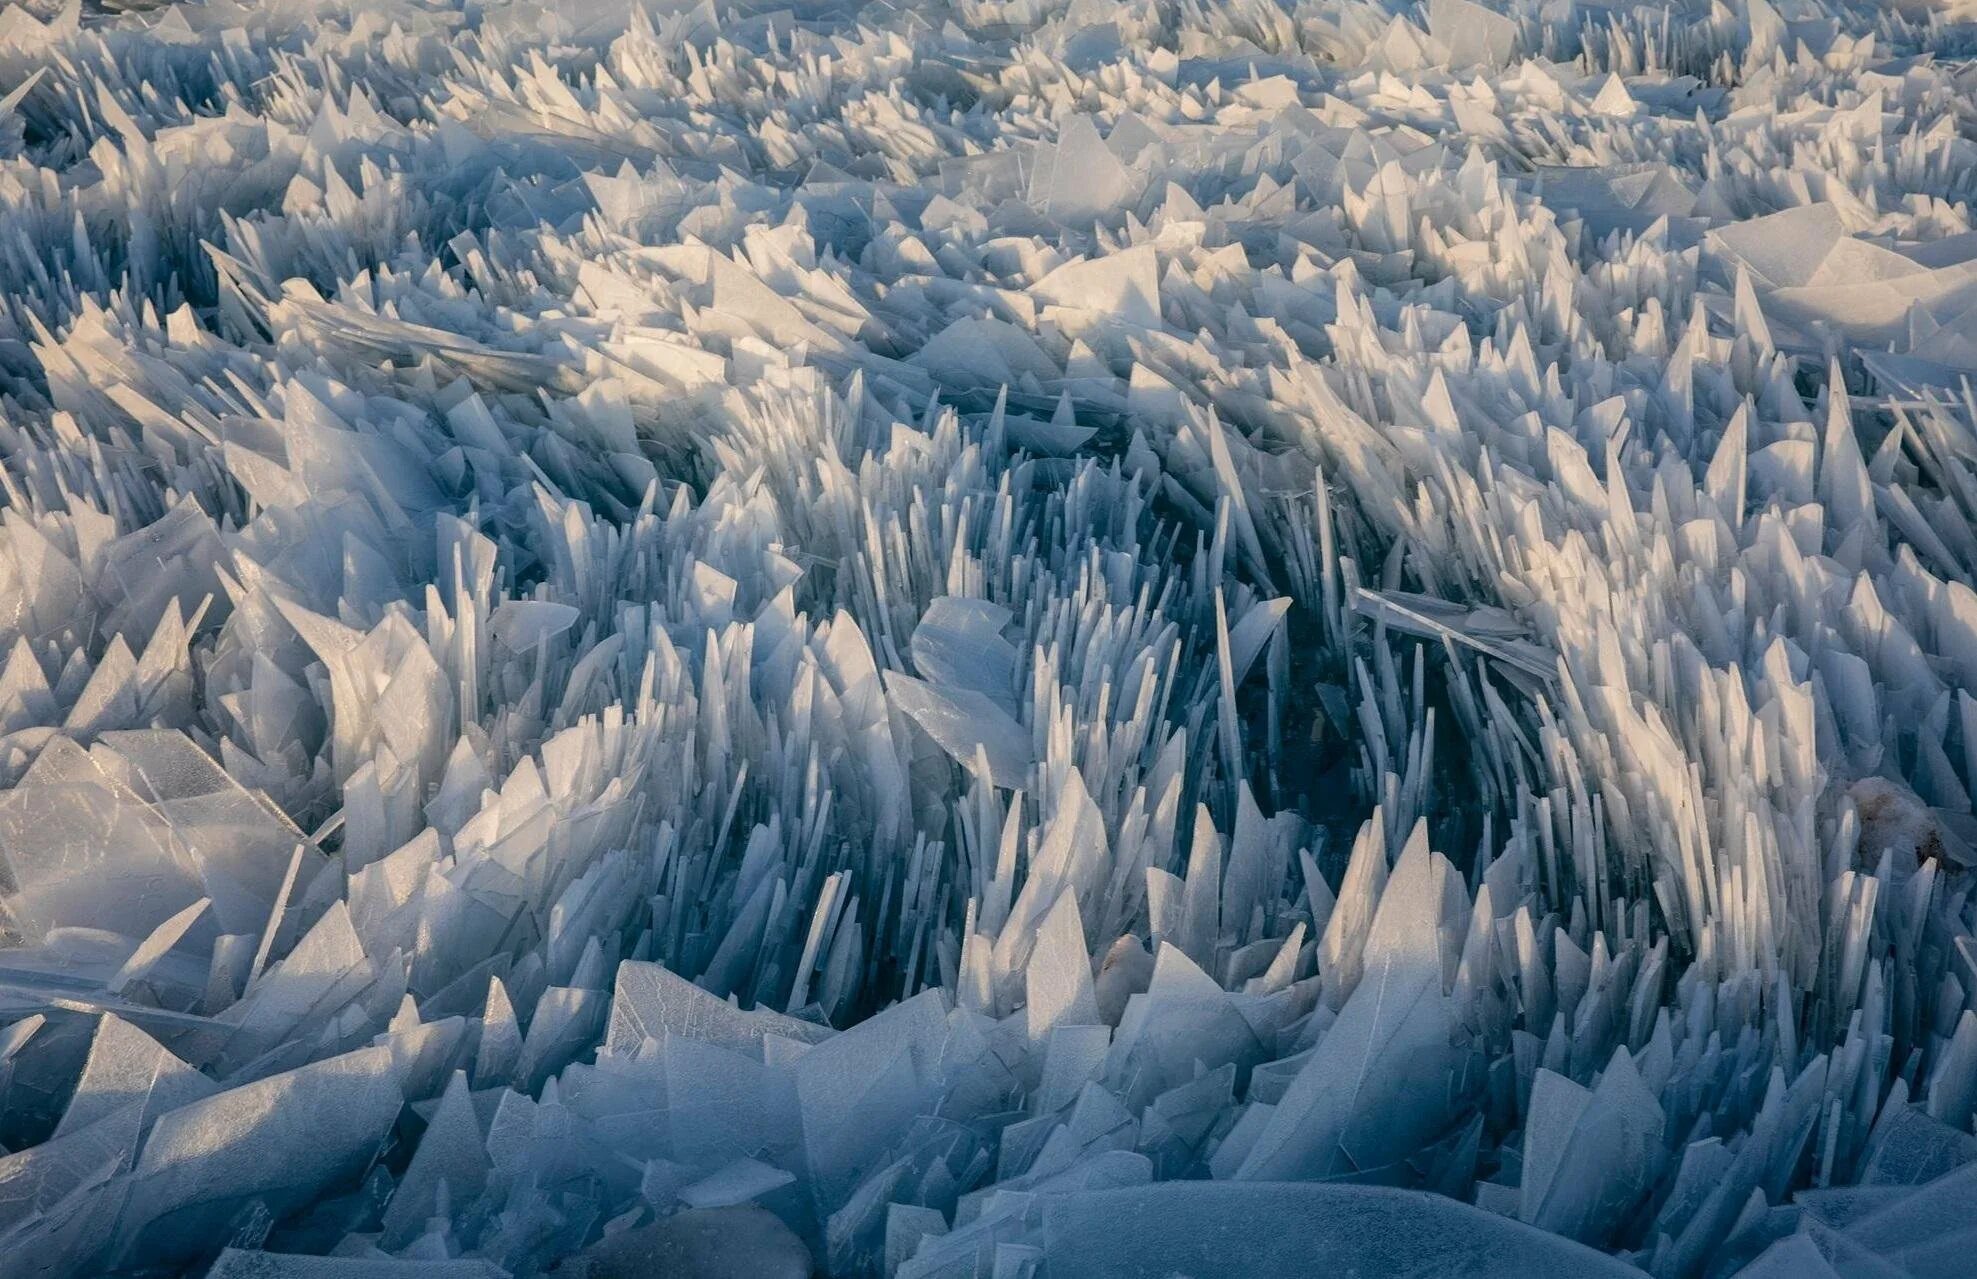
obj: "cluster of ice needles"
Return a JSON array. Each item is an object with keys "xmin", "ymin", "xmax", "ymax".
[{"xmin": 8, "ymin": 0, "xmax": 1977, "ymax": 1274}]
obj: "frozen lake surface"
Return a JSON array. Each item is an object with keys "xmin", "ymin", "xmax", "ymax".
[{"xmin": 1, "ymin": 0, "xmax": 1976, "ymax": 1274}]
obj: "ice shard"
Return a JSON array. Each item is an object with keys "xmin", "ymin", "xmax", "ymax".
[{"xmin": 0, "ymin": 0, "xmax": 1972, "ymax": 1274}]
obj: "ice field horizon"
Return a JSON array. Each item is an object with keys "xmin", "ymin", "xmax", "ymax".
[{"xmin": 3, "ymin": 0, "xmax": 1977, "ymax": 1274}]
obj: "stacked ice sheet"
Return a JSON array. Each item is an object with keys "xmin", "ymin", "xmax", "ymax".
[{"xmin": 3, "ymin": 0, "xmax": 1977, "ymax": 1274}]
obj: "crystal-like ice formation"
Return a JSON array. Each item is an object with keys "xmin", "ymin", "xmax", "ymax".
[{"xmin": 0, "ymin": 0, "xmax": 1976, "ymax": 1274}]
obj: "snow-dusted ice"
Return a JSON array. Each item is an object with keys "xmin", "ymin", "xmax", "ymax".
[{"xmin": 2, "ymin": 0, "xmax": 1977, "ymax": 1273}]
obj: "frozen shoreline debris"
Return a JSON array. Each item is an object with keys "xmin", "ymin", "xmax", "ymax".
[{"xmin": 3, "ymin": 0, "xmax": 1977, "ymax": 1273}]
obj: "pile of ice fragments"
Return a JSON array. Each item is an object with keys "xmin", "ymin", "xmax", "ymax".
[{"xmin": 8, "ymin": 0, "xmax": 1977, "ymax": 1272}]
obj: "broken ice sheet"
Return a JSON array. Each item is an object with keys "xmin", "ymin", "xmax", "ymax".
[
  {"xmin": 1429, "ymin": 0, "xmax": 1520, "ymax": 71},
  {"xmin": 53, "ymin": 1012, "xmax": 219, "ymax": 1139},
  {"xmin": 1035, "ymin": 1183, "xmax": 1646, "ymax": 1277},
  {"xmin": 1032, "ymin": 244, "xmax": 1162, "ymax": 330},
  {"xmin": 0, "ymin": 740, "xmax": 207, "ymax": 947},
  {"xmin": 885, "ymin": 671, "xmax": 1032, "ymax": 789},
  {"xmin": 1709, "ymin": 200, "xmax": 1977, "ymax": 353},
  {"xmin": 676, "ymin": 1156, "xmax": 796, "ymax": 1210},
  {"xmin": 5, "ymin": 0, "xmax": 1977, "ymax": 1274},
  {"xmin": 205, "ymin": 1253, "xmax": 506, "ymax": 1278},
  {"xmin": 908, "ymin": 596, "xmax": 1021, "ymax": 712},
  {"xmin": 119, "ymin": 1045, "xmax": 404, "ymax": 1264},
  {"xmin": 1027, "ymin": 115, "xmax": 1142, "ymax": 227},
  {"xmin": 908, "ymin": 318, "xmax": 1058, "ymax": 391},
  {"xmin": 602, "ymin": 960, "xmax": 833, "ymax": 1061}
]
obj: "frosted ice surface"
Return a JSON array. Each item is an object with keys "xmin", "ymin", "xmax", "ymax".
[
  {"xmin": 1, "ymin": 0, "xmax": 1976, "ymax": 1273},
  {"xmin": 676, "ymin": 1157, "xmax": 797, "ymax": 1210},
  {"xmin": 1858, "ymin": 1105, "xmax": 1977, "ymax": 1187},
  {"xmin": 604, "ymin": 960, "xmax": 833, "ymax": 1061},
  {"xmin": 53, "ymin": 1013, "xmax": 218, "ymax": 1139},
  {"xmin": 376, "ymin": 1069, "xmax": 486, "ymax": 1249},
  {"xmin": 560, "ymin": 1205, "xmax": 813, "ymax": 1279},
  {"xmin": 1429, "ymin": 0, "xmax": 1520, "ymax": 70},
  {"xmin": 1024, "ymin": 892, "xmax": 1099, "ymax": 1044},
  {"xmin": 908, "ymin": 598, "xmax": 1021, "ymax": 715},
  {"xmin": 1036, "ymin": 1183, "xmax": 1643, "ymax": 1277},
  {"xmin": 206, "ymin": 1254, "xmax": 506, "ymax": 1278},
  {"xmin": 1032, "ymin": 245, "xmax": 1162, "ymax": 330},
  {"xmin": 886, "ymin": 671, "xmax": 1034, "ymax": 790},
  {"xmin": 121, "ymin": 1045, "xmax": 404, "ymax": 1260},
  {"xmin": 1027, "ymin": 115, "xmax": 1138, "ymax": 227}
]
